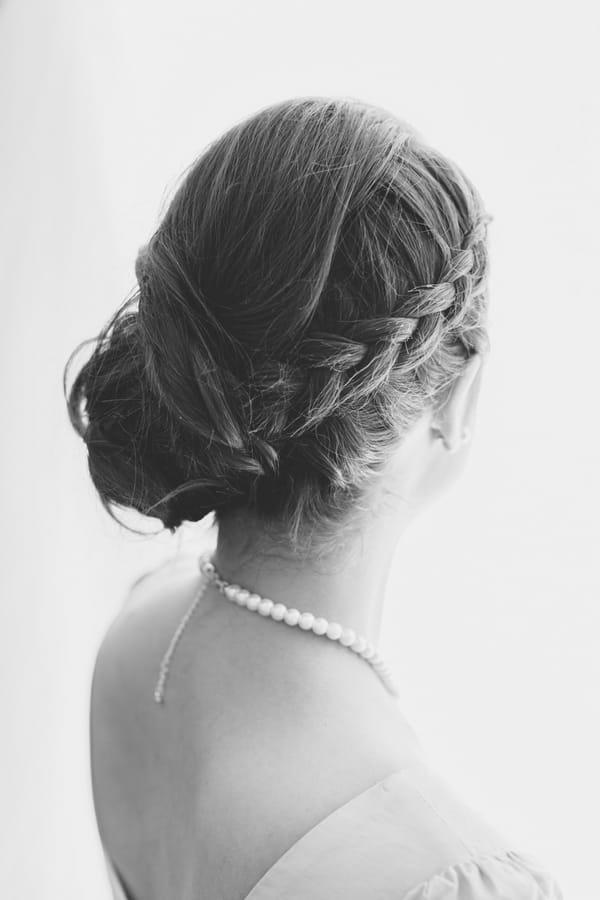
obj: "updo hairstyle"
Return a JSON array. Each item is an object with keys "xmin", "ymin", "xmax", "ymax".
[{"xmin": 64, "ymin": 96, "xmax": 492, "ymax": 558}]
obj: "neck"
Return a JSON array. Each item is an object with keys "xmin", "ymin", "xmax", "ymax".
[{"xmin": 211, "ymin": 503, "xmax": 414, "ymax": 649}]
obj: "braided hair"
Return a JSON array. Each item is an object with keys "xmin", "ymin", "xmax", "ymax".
[{"xmin": 65, "ymin": 96, "xmax": 492, "ymax": 556}]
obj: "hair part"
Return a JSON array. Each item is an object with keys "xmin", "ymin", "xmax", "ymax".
[{"xmin": 65, "ymin": 95, "xmax": 492, "ymax": 559}]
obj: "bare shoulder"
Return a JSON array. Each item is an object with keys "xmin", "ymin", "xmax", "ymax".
[
  {"xmin": 90, "ymin": 548, "xmax": 419, "ymax": 773},
  {"xmin": 89, "ymin": 554, "xmax": 212, "ymax": 836},
  {"xmin": 89, "ymin": 557, "xmax": 422, "ymax": 899},
  {"xmin": 89, "ymin": 552, "xmax": 220, "ymax": 754},
  {"xmin": 92, "ymin": 553, "xmax": 208, "ymax": 682}
]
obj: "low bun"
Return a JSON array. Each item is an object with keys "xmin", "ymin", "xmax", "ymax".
[
  {"xmin": 64, "ymin": 96, "xmax": 493, "ymax": 553},
  {"xmin": 65, "ymin": 290, "xmax": 282, "ymax": 533},
  {"xmin": 65, "ymin": 304, "xmax": 191, "ymax": 530}
]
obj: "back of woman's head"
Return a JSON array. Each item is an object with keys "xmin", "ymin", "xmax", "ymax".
[{"xmin": 65, "ymin": 96, "xmax": 492, "ymax": 558}]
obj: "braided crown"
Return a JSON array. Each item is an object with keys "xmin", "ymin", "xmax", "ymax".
[{"xmin": 241, "ymin": 219, "xmax": 489, "ymax": 441}]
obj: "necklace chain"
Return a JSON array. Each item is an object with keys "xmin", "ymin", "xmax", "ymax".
[{"xmin": 154, "ymin": 554, "xmax": 400, "ymax": 704}]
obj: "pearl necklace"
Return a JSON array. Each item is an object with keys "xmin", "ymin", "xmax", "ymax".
[{"xmin": 154, "ymin": 554, "xmax": 400, "ymax": 704}]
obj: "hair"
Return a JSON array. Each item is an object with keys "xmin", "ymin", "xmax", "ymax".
[{"xmin": 64, "ymin": 95, "xmax": 492, "ymax": 560}]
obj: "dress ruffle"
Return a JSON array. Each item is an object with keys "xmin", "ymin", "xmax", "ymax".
[{"xmin": 401, "ymin": 849, "xmax": 564, "ymax": 899}]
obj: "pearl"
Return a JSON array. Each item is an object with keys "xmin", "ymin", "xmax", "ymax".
[
  {"xmin": 311, "ymin": 617, "xmax": 329, "ymax": 635},
  {"xmin": 339, "ymin": 627, "xmax": 356, "ymax": 647},
  {"xmin": 152, "ymin": 557, "xmax": 401, "ymax": 704},
  {"xmin": 246, "ymin": 593, "xmax": 261, "ymax": 611},
  {"xmin": 270, "ymin": 603, "xmax": 287, "ymax": 621},
  {"xmin": 284, "ymin": 608, "xmax": 301, "ymax": 626},
  {"xmin": 298, "ymin": 612, "xmax": 315, "ymax": 630},
  {"xmin": 258, "ymin": 598, "xmax": 274, "ymax": 616},
  {"xmin": 351, "ymin": 636, "xmax": 367, "ymax": 654},
  {"xmin": 326, "ymin": 622, "xmax": 343, "ymax": 640}
]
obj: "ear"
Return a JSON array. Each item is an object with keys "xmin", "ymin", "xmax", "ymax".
[{"xmin": 434, "ymin": 353, "xmax": 484, "ymax": 453}]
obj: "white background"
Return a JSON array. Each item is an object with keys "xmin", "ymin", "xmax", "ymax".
[{"xmin": 1, "ymin": 1, "xmax": 598, "ymax": 897}]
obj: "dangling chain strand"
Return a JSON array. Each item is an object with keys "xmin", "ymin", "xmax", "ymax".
[
  {"xmin": 154, "ymin": 577, "xmax": 209, "ymax": 704},
  {"xmin": 154, "ymin": 554, "xmax": 400, "ymax": 704}
]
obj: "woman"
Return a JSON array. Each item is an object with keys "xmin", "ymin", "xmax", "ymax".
[{"xmin": 65, "ymin": 97, "xmax": 564, "ymax": 899}]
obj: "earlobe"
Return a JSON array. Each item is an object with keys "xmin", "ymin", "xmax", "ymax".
[{"xmin": 432, "ymin": 424, "xmax": 471, "ymax": 452}]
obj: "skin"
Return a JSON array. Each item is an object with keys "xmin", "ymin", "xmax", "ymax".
[{"xmin": 213, "ymin": 352, "xmax": 485, "ymax": 655}]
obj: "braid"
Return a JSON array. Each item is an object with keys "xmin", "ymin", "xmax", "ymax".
[{"xmin": 254, "ymin": 217, "xmax": 491, "ymax": 438}]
